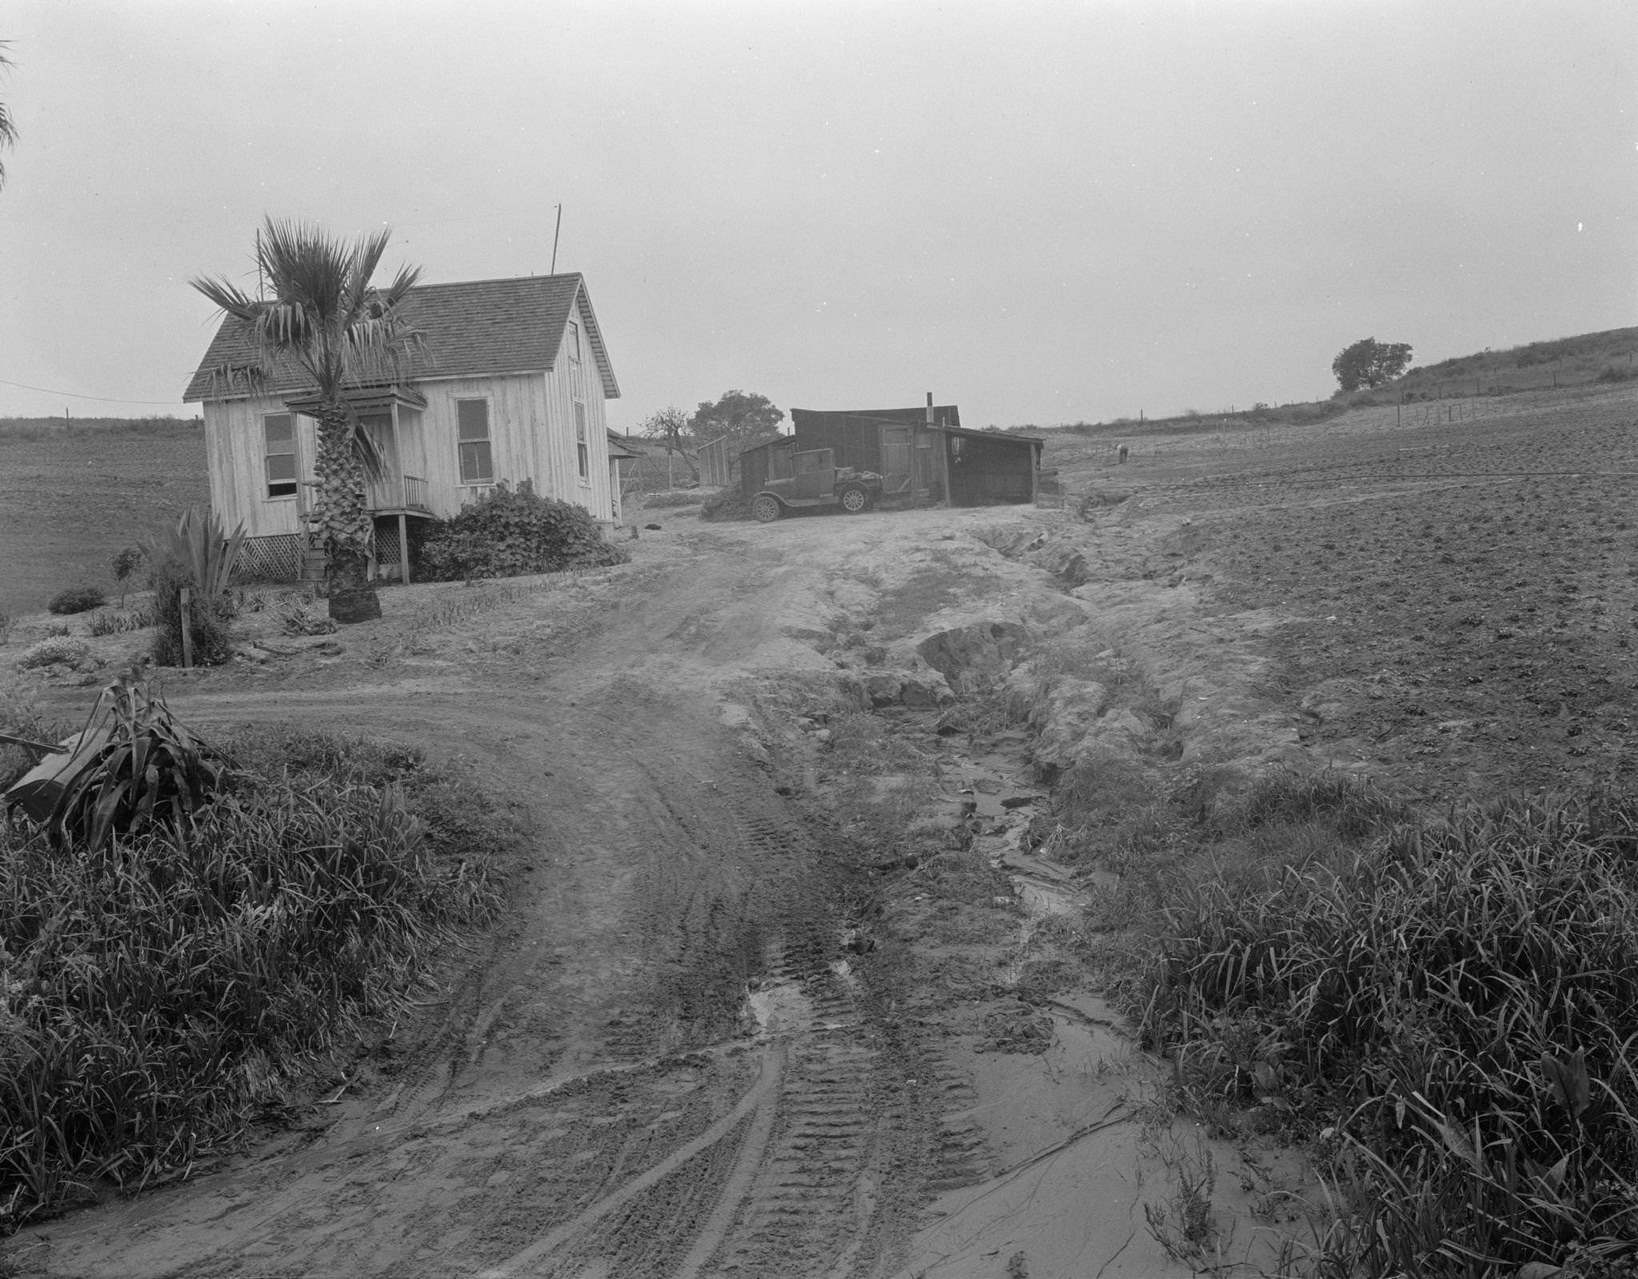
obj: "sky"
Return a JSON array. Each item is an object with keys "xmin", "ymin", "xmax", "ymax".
[{"xmin": 0, "ymin": 0, "xmax": 1634, "ymax": 431}]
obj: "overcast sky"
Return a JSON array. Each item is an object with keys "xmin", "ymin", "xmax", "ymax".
[{"xmin": 1, "ymin": 0, "xmax": 1633, "ymax": 430}]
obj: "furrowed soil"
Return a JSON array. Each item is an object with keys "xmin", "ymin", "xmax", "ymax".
[
  {"xmin": 3, "ymin": 382, "xmax": 1635, "ymax": 1277},
  {"xmin": 0, "ymin": 422, "xmax": 208, "ymax": 615}
]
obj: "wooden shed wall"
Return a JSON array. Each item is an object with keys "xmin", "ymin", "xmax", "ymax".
[
  {"xmin": 789, "ymin": 412, "xmax": 884, "ymax": 475},
  {"xmin": 944, "ymin": 433, "xmax": 1038, "ymax": 506},
  {"xmin": 789, "ymin": 407, "xmax": 961, "ymax": 479}
]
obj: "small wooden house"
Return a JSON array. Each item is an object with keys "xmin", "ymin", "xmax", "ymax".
[
  {"xmin": 182, "ymin": 273, "xmax": 621, "ymax": 582},
  {"xmin": 787, "ymin": 404, "xmax": 1043, "ymax": 506}
]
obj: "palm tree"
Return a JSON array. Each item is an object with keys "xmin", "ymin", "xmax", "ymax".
[
  {"xmin": 0, "ymin": 42, "xmax": 19, "ymax": 188},
  {"xmin": 191, "ymin": 217, "xmax": 422, "ymax": 622}
]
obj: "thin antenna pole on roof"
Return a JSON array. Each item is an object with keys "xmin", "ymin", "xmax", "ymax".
[{"xmin": 550, "ymin": 204, "xmax": 563, "ymax": 274}]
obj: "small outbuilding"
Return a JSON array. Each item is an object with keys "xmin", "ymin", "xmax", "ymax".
[{"xmin": 787, "ymin": 402, "xmax": 1043, "ymax": 507}]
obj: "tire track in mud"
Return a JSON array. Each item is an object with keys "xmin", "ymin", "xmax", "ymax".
[
  {"xmin": 9, "ymin": 534, "xmax": 1010, "ymax": 1278},
  {"xmin": 474, "ymin": 1048, "xmax": 787, "ymax": 1279},
  {"xmin": 502, "ymin": 931, "xmax": 923, "ymax": 1279}
]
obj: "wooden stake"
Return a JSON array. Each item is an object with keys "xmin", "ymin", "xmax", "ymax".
[{"xmin": 179, "ymin": 587, "xmax": 194, "ymax": 668}]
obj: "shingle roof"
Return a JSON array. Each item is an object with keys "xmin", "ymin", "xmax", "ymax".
[{"xmin": 182, "ymin": 272, "xmax": 620, "ymax": 402}]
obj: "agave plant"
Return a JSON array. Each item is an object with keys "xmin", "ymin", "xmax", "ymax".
[{"xmin": 4, "ymin": 670, "xmax": 223, "ymax": 850}]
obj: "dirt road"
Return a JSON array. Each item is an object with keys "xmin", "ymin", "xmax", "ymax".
[
  {"xmin": 0, "ymin": 515, "xmax": 1100, "ymax": 1277},
  {"xmin": 7, "ymin": 490, "xmax": 1329, "ymax": 1279}
]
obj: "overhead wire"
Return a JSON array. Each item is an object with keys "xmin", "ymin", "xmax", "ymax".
[{"xmin": 0, "ymin": 375, "xmax": 186, "ymax": 407}]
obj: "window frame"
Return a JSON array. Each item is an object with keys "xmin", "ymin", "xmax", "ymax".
[
  {"xmin": 263, "ymin": 412, "xmax": 299, "ymax": 500},
  {"xmin": 567, "ymin": 320, "xmax": 582, "ymax": 365},
  {"xmin": 455, "ymin": 397, "xmax": 495, "ymax": 485},
  {"xmin": 574, "ymin": 400, "xmax": 590, "ymax": 483}
]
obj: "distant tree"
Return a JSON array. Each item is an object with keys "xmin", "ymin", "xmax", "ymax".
[
  {"xmin": 0, "ymin": 42, "xmax": 18, "ymax": 189},
  {"xmin": 111, "ymin": 544, "xmax": 145, "ymax": 606},
  {"xmin": 688, "ymin": 390, "xmax": 784, "ymax": 448},
  {"xmin": 638, "ymin": 406, "xmax": 698, "ymax": 482},
  {"xmin": 1332, "ymin": 338, "xmax": 1414, "ymax": 393}
]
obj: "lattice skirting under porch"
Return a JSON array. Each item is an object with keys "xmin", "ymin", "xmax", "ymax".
[
  {"xmin": 238, "ymin": 534, "xmax": 303, "ymax": 583},
  {"xmin": 373, "ymin": 522, "xmax": 403, "ymax": 581},
  {"xmin": 239, "ymin": 527, "xmax": 412, "ymax": 584}
]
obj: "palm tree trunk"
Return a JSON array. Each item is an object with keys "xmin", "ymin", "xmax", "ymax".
[{"xmin": 314, "ymin": 405, "xmax": 381, "ymax": 623}]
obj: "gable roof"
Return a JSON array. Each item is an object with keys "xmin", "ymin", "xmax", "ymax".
[
  {"xmin": 605, "ymin": 431, "xmax": 642, "ymax": 461},
  {"xmin": 182, "ymin": 272, "xmax": 620, "ymax": 403}
]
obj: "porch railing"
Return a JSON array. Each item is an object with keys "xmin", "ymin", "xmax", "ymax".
[{"xmin": 365, "ymin": 473, "xmax": 432, "ymax": 513}]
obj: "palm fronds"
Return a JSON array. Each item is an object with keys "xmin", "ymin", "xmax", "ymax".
[
  {"xmin": 189, "ymin": 217, "xmax": 424, "ymax": 398},
  {"xmin": 0, "ymin": 42, "xmax": 17, "ymax": 189}
]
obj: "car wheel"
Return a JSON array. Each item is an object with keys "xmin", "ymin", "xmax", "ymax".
[
  {"xmin": 838, "ymin": 484, "xmax": 870, "ymax": 513},
  {"xmin": 751, "ymin": 494, "xmax": 782, "ymax": 523}
]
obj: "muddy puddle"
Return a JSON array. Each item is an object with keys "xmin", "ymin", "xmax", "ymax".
[{"xmin": 936, "ymin": 724, "xmax": 1116, "ymax": 915}]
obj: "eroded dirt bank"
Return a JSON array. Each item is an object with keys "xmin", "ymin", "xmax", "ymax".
[{"xmin": 5, "ymin": 505, "xmax": 1312, "ymax": 1278}]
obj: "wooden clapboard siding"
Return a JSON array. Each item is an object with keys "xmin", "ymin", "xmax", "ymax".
[
  {"xmin": 203, "ymin": 394, "xmax": 308, "ymax": 538},
  {"xmin": 541, "ymin": 294, "xmax": 615, "ymax": 522},
  {"xmin": 414, "ymin": 373, "xmax": 544, "ymax": 517}
]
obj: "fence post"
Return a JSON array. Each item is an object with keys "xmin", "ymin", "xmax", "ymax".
[{"xmin": 179, "ymin": 587, "xmax": 194, "ymax": 669}]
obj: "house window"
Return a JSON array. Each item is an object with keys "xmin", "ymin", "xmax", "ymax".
[
  {"xmin": 457, "ymin": 399, "xmax": 493, "ymax": 483},
  {"xmin": 264, "ymin": 413, "xmax": 297, "ymax": 498},
  {"xmin": 574, "ymin": 401, "xmax": 589, "ymax": 481},
  {"xmin": 567, "ymin": 320, "xmax": 582, "ymax": 364}
]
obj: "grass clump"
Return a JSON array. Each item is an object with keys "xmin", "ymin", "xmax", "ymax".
[
  {"xmin": 87, "ymin": 605, "xmax": 154, "ymax": 637},
  {"xmin": 1140, "ymin": 791, "xmax": 1638, "ymax": 1275},
  {"xmin": 47, "ymin": 586, "xmax": 106, "ymax": 616},
  {"xmin": 16, "ymin": 637, "xmax": 89, "ymax": 671},
  {"xmin": 0, "ymin": 725, "xmax": 511, "ymax": 1232}
]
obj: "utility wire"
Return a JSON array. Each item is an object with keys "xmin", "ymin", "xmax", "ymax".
[{"xmin": 0, "ymin": 376, "xmax": 185, "ymax": 406}]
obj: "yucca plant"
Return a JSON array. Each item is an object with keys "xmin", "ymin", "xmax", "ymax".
[
  {"xmin": 142, "ymin": 505, "xmax": 246, "ymax": 602},
  {"xmin": 143, "ymin": 507, "xmax": 245, "ymax": 666},
  {"xmin": 4, "ymin": 671, "xmax": 223, "ymax": 851}
]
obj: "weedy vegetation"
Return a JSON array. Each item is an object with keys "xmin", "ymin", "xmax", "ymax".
[
  {"xmin": 87, "ymin": 604, "xmax": 155, "ymax": 637},
  {"xmin": 1133, "ymin": 784, "xmax": 1638, "ymax": 1276},
  {"xmin": 15, "ymin": 638, "xmax": 89, "ymax": 672},
  {"xmin": 0, "ymin": 679, "xmax": 513, "ymax": 1232}
]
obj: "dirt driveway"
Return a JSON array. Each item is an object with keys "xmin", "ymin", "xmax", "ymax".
[{"xmin": 6, "ymin": 510, "xmax": 1284, "ymax": 1277}]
